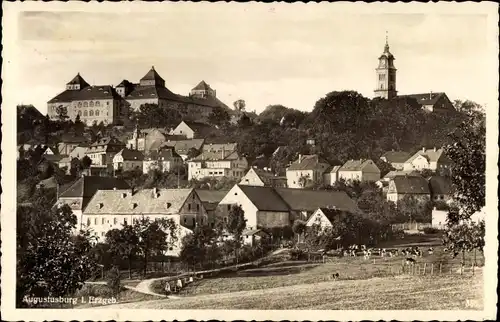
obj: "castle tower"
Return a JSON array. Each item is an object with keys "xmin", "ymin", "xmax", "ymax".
[{"xmin": 374, "ymin": 33, "xmax": 397, "ymax": 100}]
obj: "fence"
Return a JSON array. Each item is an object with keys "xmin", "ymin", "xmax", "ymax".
[{"xmin": 391, "ymin": 222, "xmax": 432, "ymax": 231}]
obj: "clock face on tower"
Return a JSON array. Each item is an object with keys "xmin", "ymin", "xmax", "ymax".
[{"xmin": 380, "ymin": 59, "xmax": 387, "ymax": 68}]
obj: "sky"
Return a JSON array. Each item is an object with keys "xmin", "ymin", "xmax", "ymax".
[{"xmin": 5, "ymin": 3, "xmax": 499, "ymax": 115}]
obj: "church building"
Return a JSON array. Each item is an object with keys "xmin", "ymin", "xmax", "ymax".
[
  {"xmin": 373, "ymin": 35, "xmax": 455, "ymax": 112},
  {"xmin": 47, "ymin": 67, "xmax": 229, "ymax": 125}
]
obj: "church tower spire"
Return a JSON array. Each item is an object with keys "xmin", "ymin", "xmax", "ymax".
[{"xmin": 374, "ymin": 32, "xmax": 397, "ymax": 100}]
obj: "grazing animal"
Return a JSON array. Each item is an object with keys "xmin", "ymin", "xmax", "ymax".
[
  {"xmin": 405, "ymin": 257, "xmax": 416, "ymax": 265},
  {"xmin": 363, "ymin": 250, "xmax": 370, "ymax": 260},
  {"xmin": 428, "ymin": 247, "xmax": 434, "ymax": 255},
  {"xmin": 380, "ymin": 248, "xmax": 387, "ymax": 257},
  {"xmin": 332, "ymin": 272, "xmax": 340, "ymax": 280}
]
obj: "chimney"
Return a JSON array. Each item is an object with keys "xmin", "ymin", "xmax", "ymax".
[
  {"xmin": 430, "ymin": 91, "xmax": 433, "ymax": 99},
  {"xmin": 113, "ymin": 187, "xmax": 117, "ymax": 190},
  {"xmin": 422, "ymin": 147, "xmax": 426, "ymax": 152},
  {"xmin": 298, "ymin": 154, "xmax": 302, "ymax": 163},
  {"xmin": 222, "ymin": 146, "xmax": 225, "ymax": 159},
  {"xmin": 153, "ymin": 187, "xmax": 158, "ymax": 198},
  {"xmin": 433, "ymin": 147, "xmax": 437, "ymax": 152},
  {"xmin": 121, "ymin": 192, "xmax": 127, "ymax": 199}
]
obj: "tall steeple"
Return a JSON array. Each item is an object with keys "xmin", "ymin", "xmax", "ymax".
[{"xmin": 374, "ymin": 32, "xmax": 397, "ymax": 100}]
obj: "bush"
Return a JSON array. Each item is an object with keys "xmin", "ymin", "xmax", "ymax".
[
  {"xmin": 74, "ymin": 284, "xmax": 114, "ymax": 298},
  {"xmin": 423, "ymin": 227, "xmax": 441, "ymax": 234},
  {"xmin": 290, "ymin": 248, "xmax": 305, "ymax": 260},
  {"xmin": 106, "ymin": 266, "xmax": 121, "ymax": 297}
]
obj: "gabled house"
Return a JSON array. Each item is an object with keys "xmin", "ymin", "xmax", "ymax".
[
  {"xmin": 403, "ymin": 147, "xmax": 452, "ymax": 173},
  {"xmin": 338, "ymin": 159, "xmax": 381, "ymax": 182},
  {"xmin": 85, "ymin": 136, "xmax": 125, "ymax": 167},
  {"xmin": 428, "ymin": 175, "xmax": 453, "ymax": 203},
  {"xmin": 195, "ymin": 189, "xmax": 229, "ymax": 227},
  {"xmin": 386, "ymin": 175, "xmax": 431, "ymax": 204},
  {"xmin": 380, "ymin": 151, "xmax": 411, "ymax": 170},
  {"xmin": 143, "ymin": 147, "xmax": 183, "ymax": 174},
  {"xmin": 113, "ymin": 148, "xmax": 144, "ymax": 172},
  {"xmin": 286, "ymin": 154, "xmax": 330, "ymax": 189},
  {"xmin": 215, "ymin": 185, "xmax": 360, "ymax": 230},
  {"xmin": 274, "ymin": 188, "xmax": 360, "ymax": 221},
  {"xmin": 82, "ymin": 188, "xmax": 207, "ymax": 255},
  {"xmin": 170, "ymin": 121, "xmax": 215, "ymax": 139},
  {"xmin": 305, "ymin": 207, "xmax": 352, "ymax": 230},
  {"xmin": 216, "ymin": 185, "xmax": 291, "ymax": 230},
  {"xmin": 239, "ymin": 167, "xmax": 287, "ymax": 188},
  {"xmin": 161, "ymin": 139, "xmax": 205, "ymax": 161},
  {"xmin": 397, "ymin": 92, "xmax": 455, "ymax": 112},
  {"xmin": 187, "ymin": 143, "xmax": 248, "ymax": 181},
  {"xmin": 323, "ymin": 165, "xmax": 341, "ymax": 186},
  {"xmin": 56, "ymin": 175, "xmax": 131, "ymax": 220}
]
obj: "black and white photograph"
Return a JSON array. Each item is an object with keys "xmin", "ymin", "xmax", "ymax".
[{"xmin": 1, "ymin": 2, "xmax": 498, "ymax": 321}]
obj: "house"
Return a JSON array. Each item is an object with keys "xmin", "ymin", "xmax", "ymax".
[
  {"xmin": 82, "ymin": 188, "xmax": 207, "ymax": 256},
  {"xmin": 286, "ymin": 154, "xmax": 330, "ymax": 188},
  {"xmin": 380, "ymin": 151, "xmax": 411, "ymax": 170},
  {"xmin": 323, "ymin": 165, "xmax": 341, "ymax": 186},
  {"xmin": 376, "ymin": 170, "xmax": 421, "ymax": 192},
  {"xmin": 36, "ymin": 176, "xmax": 59, "ymax": 190},
  {"xmin": 216, "ymin": 185, "xmax": 360, "ymax": 230},
  {"xmin": 338, "ymin": 159, "xmax": 381, "ymax": 182},
  {"xmin": 239, "ymin": 167, "xmax": 287, "ymax": 188},
  {"xmin": 403, "ymin": 147, "xmax": 452, "ymax": 173},
  {"xmin": 386, "ymin": 175, "xmax": 431, "ymax": 204},
  {"xmin": 274, "ymin": 188, "xmax": 360, "ymax": 222},
  {"xmin": 85, "ymin": 137, "xmax": 125, "ymax": 167},
  {"xmin": 195, "ymin": 189, "xmax": 230, "ymax": 227},
  {"xmin": 216, "ymin": 185, "xmax": 291, "ymax": 230},
  {"xmin": 57, "ymin": 134, "xmax": 88, "ymax": 155},
  {"xmin": 187, "ymin": 143, "xmax": 248, "ymax": 181},
  {"xmin": 113, "ymin": 148, "xmax": 144, "ymax": 172},
  {"xmin": 428, "ymin": 175, "xmax": 453, "ymax": 203},
  {"xmin": 143, "ymin": 147, "xmax": 183, "ymax": 174},
  {"xmin": 305, "ymin": 207, "xmax": 352, "ymax": 230},
  {"xmin": 170, "ymin": 121, "xmax": 215, "ymax": 139},
  {"xmin": 126, "ymin": 126, "xmax": 171, "ymax": 154},
  {"xmin": 56, "ymin": 175, "xmax": 131, "ymax": 221},
  {"xmin": 242, "ymin": 229, "xmax": 269, "ymax": 246},
  {"xmin": 161, "ymin": 139, "xmax": 205, "ymax": 161},
  {"xmin": 397, "ymin": 92, "xmax": 455, "ymax": 112}
]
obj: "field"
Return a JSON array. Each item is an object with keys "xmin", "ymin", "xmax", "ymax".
[
  {"xmin": 102, "ymin": 234, "xmax": 484, "ymax": 310},
  {"xmin": 108, "ymin": 272, "xmax": 483, "ymax": 310}
]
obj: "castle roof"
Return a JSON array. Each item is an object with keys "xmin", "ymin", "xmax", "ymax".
[
  {"xmin": 66, "ymin": 73, "xmax": 90, "ymax": 87},
  {"xmin": 140, "ymin": 66, "xmax": 165, "ymax": 84},
  {"xmin": 192, "ymin": 80, "xmax": 213, "ymax": 91},
  {"xmin": 48, "ymin": 85, "xmax": 122, "ymax": 104}
]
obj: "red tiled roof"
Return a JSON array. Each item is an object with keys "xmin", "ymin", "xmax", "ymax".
[
  {"xmin": 381, "ymin": 151, "xmax": 411, "ymax": 163},
  {"xmin": 428, "ymin": 176, "xmax": 452, "ymax": 195},
  {"xmin": 392, "ymin": 176, "xmax": 430, "ymax": 194},
  {"xmin": 192, "ymin": 80, "xmax": 213, "ymax": 91},
  {"xmin": 275, "ymin": 188, "xmax": 361, "ymax": 214},
  {"xmin": 397, "ymin": 92, "xmax": 447, "ymax": 106},
  {"xmin": 48, "ymin": 85, "xmax": 122, "ymax": 103}
]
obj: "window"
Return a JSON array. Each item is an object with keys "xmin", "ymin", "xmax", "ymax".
[
  {"xmin": 96, "ymin": 101, "xmax": 100, "ymax": 106},
  {"xmin": 78, "ymin": 110, "xmax": 82, "ymax": 116},
  {"xmin": 96, "ymin": 110, "xmax": 100, "ymax": 116},
  {"xmin": 227, "ymin": 205, "xmax": 231, "ymax": 211},
  {"xmin": 84, "ymin": 102, "xmax": 88, "ymax": 107},
  {"xmin": 89, "ymin": 110, "xmax": 94, "ymax": 116},
  {"xmin": 78, "ymin": 102, "xmax": 82, "ymax": 107},
  {"xmin": 183, "ymin": 218, "xmax": 187, "ymax": 224},
  {"xmin": 196, "ymin": 204, "xmax": 200, "ymax": 211},
  {"xmin": 83, "ymin": 110, "xmax": 88, "ymax": 117},
  {"xmin": 379, "ymin": 74, "xmax": 386, "ymax": 81},
  {"xmin": 94, "ymin": 218, "xmax": 98, "ymax": 225},
  {"xmin": 102, "ymin": 218, "xmax": 105, "ymax": 224},
  {"xmin": 101, "ymin": 232, "xmax": 105, "ymax": 237},
  {"xmin": 113, "ymin": 218, "xmax": 117, "ymax": 225},
  {"xmin": 90, "ymin": 101, "xmax": 94, "ymax": 107},
  {"xmin": 188, "ymin": 204, "xmax": 191, "ymax": 211},
  {"xmin": 124, "ymin": 219, "xmax": 128, "ymax": 225},
  {"xmin": 87, "ymin": 218, "xmax": 91, "ymax": 226}
]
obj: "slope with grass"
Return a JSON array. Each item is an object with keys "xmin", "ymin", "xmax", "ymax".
[{"xmin": 106, "ymin": 271, "xmax": 483, "ymax": 310}]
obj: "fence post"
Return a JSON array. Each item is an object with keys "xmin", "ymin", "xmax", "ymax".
[
  {"xmin": 439, "ymin": 263, "xmax": 442, "ymax": 275},
  {"xmin": 423, "ymin": 263, "xmax": 426, "ymax": 275},
  {"xmin": 430, "ymin": 263, "xmax": 434, "ymax": 276},
  {"xmin": 460, "ymin": 265, "xmax": 463, "ymax": 275},
  {"xmin": 472, "ymin": 264, "xmax": 475, "ymax": 276}
]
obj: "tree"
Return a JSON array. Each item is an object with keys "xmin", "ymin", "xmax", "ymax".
[
  {"xmin": 56, "ymin": 105, "xmax": 69, "ymax": 122},
  {"xmin": 442, "ymin": 110, "xmax": 486, "ymax": 263},
  {"xmin": 105, "ymin": 225, "xmax": 139, "ymax": 279},
  {"xmin": 396, "ymin": 195, "xmax": 433, "ymax": 223},
  {"xmin": 135, "ymin": 103, "xmax": 182, "ymax": 129},
  {"xmin": 179, "ymin": 225, "xmax": 219, "ymax": 270},
  {"xmin": 70, "ymin": 157, "xmax": 83, "ymax": 177},
  {"xmin": 133, "ymin": 216, "xmax": 178, "ymax": 276},
  {"xmin": 208, "ymin": 106, "xmax": 230, "ymax": 127},
  {"xmin": 233, "ymin": 99, "xmax": 246, "ymax": 112},
  {"xmin": 237, "ymin": 113, "xmax": 253, "ymax": 128},
  {"xmin": 81, "ymin": 155, "xmax": 92, "ymax": 169},
  {"xmin": 16, "ymin": 192, "xmax": 97, "ymax": 307},
  {"xmin": 292, "ymin": 220, "xmax": 306, "ymax": 243},
  {"xmin": 224, "ymin": 205, "xmax": 247, "ymax": 263},
  {"xmin": 298, "ymin": 174, "xmax": 313, "ymax": 188},
  {"xmin": 106, "ymin": 266, "xmax": 122, "ymax": 298}
]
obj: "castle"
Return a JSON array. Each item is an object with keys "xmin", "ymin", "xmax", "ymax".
[
  {"xmin": 373, "ymin": 35, "xmax": 455, "ymax": 112},
  {"xmin": 47, "ymin": 66, "xmax": 229, "ymax": 125}
]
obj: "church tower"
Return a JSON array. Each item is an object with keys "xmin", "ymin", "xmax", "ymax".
[{"xmin": 374, "ymin": 33, "xmax": 397, "ymax": 100}]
